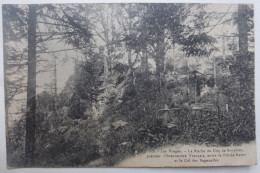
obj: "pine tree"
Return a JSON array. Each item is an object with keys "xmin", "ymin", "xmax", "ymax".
[{"xmin": 25, "ymin": 5, "xmax": 37, "ymax": 166}]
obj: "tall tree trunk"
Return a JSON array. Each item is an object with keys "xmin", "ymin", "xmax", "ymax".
[
  {"xmin": 213, "ymin": 56, "xmax": 217, "ymax": 88},
  {"xmin": 185, "ymin": 56, "xmax": 190, "ymax": 101},
  {"xmin": 25, "ymin": 5, "xmax": 37, "ymax": 166},
  {"xmin": 155, "ymin": 31, "xmax": 166, "ymax": 109},
  {"xmin": 238, "ymin": 5, "xmax": 249, "ymax": 56},
  {"xmin": 155, "ymin": 32, "xmax": 165, "ymax": 91},
  {"xmin": 53, "ymin": 57, "xmax": 57, "ymax": 116},
  {"xmin": 238, "ymin": 4, "xmax": 249, "ymax": 94}
]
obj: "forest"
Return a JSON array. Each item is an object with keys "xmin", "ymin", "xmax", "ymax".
[{"xmin": 3, "ymin": 3, "xmax": 255, "ymax": 167}]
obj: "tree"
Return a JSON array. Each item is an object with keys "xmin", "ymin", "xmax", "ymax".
[
  {"xmin": 237, "ymin": 4, "xmax": 254, "ymax": 95},
  {"xmin": 124, "ymin": 4, "xmax": 217, "ymax": 108},
  {"xmin": 236, "ymin": 4, "xmax": 254, "ymax": 135},
  {"xmin": 3, "ymin": 4, "xmax": 94, "ymax": 166},
  {"xmin": 25, "ymin": 5, "xmax": 37, "ymax": 166}
]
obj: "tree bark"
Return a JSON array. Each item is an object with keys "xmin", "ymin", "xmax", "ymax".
[
  {"xmin": 53, "ymin": 57, "xmax": 57, "ymax": 115},
  {"xmin": 237, "ymin": 4, "xmax": 249, "ymax": 95},
  {"xmin": 238, "ymin": 5, "xmax": 249, "ymax": 56},
  {"xmin": 25, "ymin": 5, "xmax": 37, "ymax": 166},
  {"xmin": 155, "ymin": 32, "xmax": 166, "ymax": 91}
]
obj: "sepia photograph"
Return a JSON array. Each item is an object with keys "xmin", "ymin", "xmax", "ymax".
[{"xmin": 2, "ymin": 2, "xmax": 256, "ymax": 168}]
